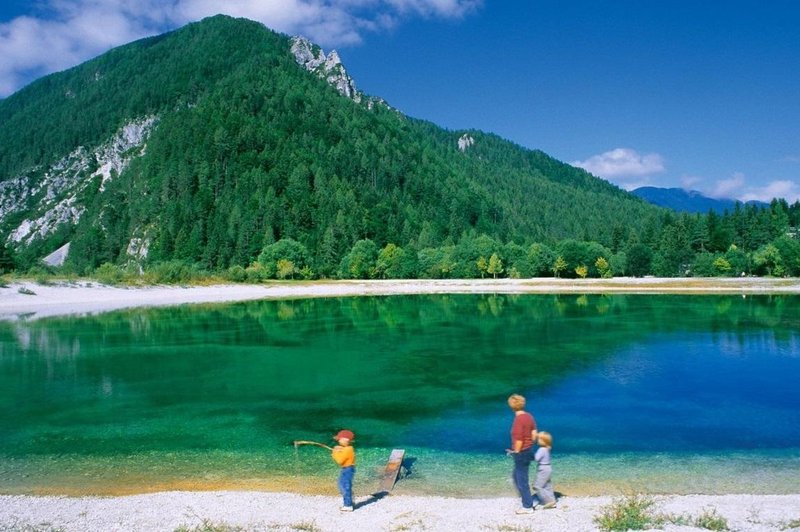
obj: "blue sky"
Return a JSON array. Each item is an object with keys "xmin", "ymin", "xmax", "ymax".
[{"xmin": 1, "ymin": 1, "xmax": 798, "ymax": 202}]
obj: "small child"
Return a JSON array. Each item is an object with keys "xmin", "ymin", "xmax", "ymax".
[
  {"xmin": 533, "ymin": 431, "xmax": 556, "ymax": 509},
  {"xmin": 331, "ymin": 429, "xmax": 356, "ymax": 512}
]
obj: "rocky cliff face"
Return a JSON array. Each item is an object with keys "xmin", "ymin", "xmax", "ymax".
[
  {"xmin": 290, "ymin": 36, "xmax": 389, "ymax": 111},
  {"xmin": 291, "ymin": 36, "xmax": 361, "ymax": 102},
  {"xmin": 1, "ymin": 116, "xmax": 158, "ymax": 249},
  {"xmin": 458, "ymin": 134, "xmax": 475, "ymax": 152}
]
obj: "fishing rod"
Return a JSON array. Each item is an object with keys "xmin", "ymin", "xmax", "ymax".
[{"xmin": 293, "ymin": 440, "xmax": 333, "ymax": 451}]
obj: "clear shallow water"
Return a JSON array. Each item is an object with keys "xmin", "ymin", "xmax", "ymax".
[{"xmin": 1, "ymin": 294, "xmax": 798, "ymax": 496}]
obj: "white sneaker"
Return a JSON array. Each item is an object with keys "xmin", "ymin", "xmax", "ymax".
[
  {"xmin": 515, "ymin": 507, "xmax": 534, "ymax": 514},
  {"xmin": 340, "ymin": 506, "xmax": 354, "ymax": 512}
]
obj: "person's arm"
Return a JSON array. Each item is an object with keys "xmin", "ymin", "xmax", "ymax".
[
  {"xmin": 332, "ymin": 445, "xmax": 354, "ymax": 465},
  {"xmin": 510, "ymin": 415, "xmax": 524, "ymax": 452},
  {"xmin": 331, "ymin": 446, "xmax": 345, "ymax": 465}
]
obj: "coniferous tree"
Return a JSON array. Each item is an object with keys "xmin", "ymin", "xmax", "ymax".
[
  {"xmin": 487, "ymin": 253, "xmax": 504, "ymax": 279},
  {"xmin": 0, "ymin": 241, "xmax": 15, "ymax": 273}
]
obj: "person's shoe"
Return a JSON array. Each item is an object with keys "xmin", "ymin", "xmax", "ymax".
[
  {"xmin": 541, "ymin": 502, "xmax": 557, "ymax": 509},
  {"xmin": 340, "ymin": 506, "xmax": 354, "ymax": 512},
  {"xmin": 515, "ymin": 507, "xmax": 534, "ymax": 514}
]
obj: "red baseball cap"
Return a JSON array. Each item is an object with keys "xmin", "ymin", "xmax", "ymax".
[{"xmin": 333, "ymin": 429, "xmax": 355, "ymax": 441}]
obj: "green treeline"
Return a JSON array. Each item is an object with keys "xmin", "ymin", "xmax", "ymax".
[
  {"xmin": 1, "ymin": 15, "xmax": 799, "ymax": 280},
  {"xmin": 231, "ymin": 197, "xmax": 800, "ymax": 280}
]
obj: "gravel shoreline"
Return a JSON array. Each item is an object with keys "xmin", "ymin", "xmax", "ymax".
[
  {"xmin": 3, "ymin": 277, "xmax": 800, "ymax": 321},
  {"xmin": 2, "ymin": 491, "xmax": 799, "ymax": 531}
]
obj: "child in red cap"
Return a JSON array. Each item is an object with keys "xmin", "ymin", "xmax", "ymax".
[{"xmin": 331, "ymin": 429, "xmax": 356, "ymax": 511}]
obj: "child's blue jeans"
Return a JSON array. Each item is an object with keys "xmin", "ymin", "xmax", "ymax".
[{"xmin": 338, "ymin": 466, "xmax": 355, "ymax": 507}]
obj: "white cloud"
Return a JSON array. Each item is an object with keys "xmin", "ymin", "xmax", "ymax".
[
  {"xmin": 570, "ymin": 148, "xmax": 665, "ymax": 190},
  {"xmin": 0, "ymin": 0, "xmax": 482, "ymax": 97},
  {"xmin": 707, "ymin": 172, "xmax": 745, "ymax": 199},
  {"xmin": 0, "ymin": 1, "xmax": 177, "ymax": 96},
  {"xmin": 680, "ymin": 175, "xmax": 702, "ymax": 190},
  {"xmin": 385, "ymin": 0, "xmax": 481, "ymax": 17},
  {"xmin": 703, "ymin": 172, "xmax": 800, "ymax": 203},
  {"xmin": 739, "ymin": 180, "xmax": 800, "ymax": 203}
]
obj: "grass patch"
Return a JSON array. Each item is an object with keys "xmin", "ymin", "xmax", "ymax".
[
  {"xmin": 595, "ymin": 495, "xmax": 730, "ymax": 531},
  {"xmin": 486, "ymin": 524, "xmax": 533, "ymax": 532},
  {"xmin": 594, "ymin": 494, "xmax": 659, "ymax": 531},
  {"xmin": 174, "ymin": 519, "xmax": 323, "ymax": 532},
  {"xmin": 390, "ymin": 519, "xmax": 429, "ymax": 531},
  {"xmin": 175, "ymin": 519, "xmax": 246, "ymax": 532},
  {"xmin": 278, "ymin": 522, "xmax": 322, "ymax": 532},
  {"xmin": 0, "ymin": 523, "xmax": 65, "ymax": 532},
  {"xmin": 781, "ymin": 518, "xmax": 800, "ymax": 530},
  {"xmin": 389, "ymin": 511, "xmax": 429, "ymax": 532},
  {"xmin": 693, "ymin": 507, "xmax": 729, "ymax": 530}
]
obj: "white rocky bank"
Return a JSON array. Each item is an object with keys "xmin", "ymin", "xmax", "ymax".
[
  {"xmin": 3, "ymin": 277, "xmax": 800, "ymax": 322},
  {"xmin": 1, "ymin": 492, "xmax": 799, "ymax": 532}
]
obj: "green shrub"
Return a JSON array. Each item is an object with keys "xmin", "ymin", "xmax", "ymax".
[
  {"xmin": 781, "ymin": 518, "xmax": 800, "ymax": 530},
  {"xmin": 143, "ymin": 260, "xmax": 202, "ymax": 284},
  {"xmin": 174, "ymin": 519, "xmax": 246, "ymax": 532},
  {"xmin": 174, "ymin": 519, "xmax": 321, "ymax": 532},
  {"xmin": 27, "ymin": 265, "xmax": 55, "ymax": 285},
  {"xmin": 299, "ymin": 265, "xmax": 314, "ymax": 280},
  {"xmin": 257, "ymin": 238, "xmax": 311, "ymax": 279},
  {"xmin": 244, "ymin": 262, "xmax": 268, "ymax": 283},
  {"xmin": 94, "ymin": 262, "xmax": 125, "ymax": 285},
  {"xmin": 285, "ymin": 522, "xmax": 322, "ymax": 532},
  {"xmin": 596, "ymin": 496, "xmax": 731, "ymax": 531},
  {"xmin": 694, "ymin": 507, "xmax": 728, "ymax": 530},
  {"xmin": 594, "ymin": 494, "xmax": 658, "ymax": 531},
  {"xmin": 225, "ymin": 265, "xmax": 247, "ymax": 283}
]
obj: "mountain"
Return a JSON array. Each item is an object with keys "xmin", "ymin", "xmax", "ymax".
[
  {"xmin": 632, "ymin": 186, "xmax": 767, "ymax": 214},
  {"xmin": 0, "ymin": 15, "xmax": 663, "ymax": 274}
]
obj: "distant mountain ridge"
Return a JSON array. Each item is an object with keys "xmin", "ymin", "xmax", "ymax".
[{"xmin": 632, "ymin": 186, "xmax": 768, "ymax": 214}]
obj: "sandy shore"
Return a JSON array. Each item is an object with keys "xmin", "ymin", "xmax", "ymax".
[
  {"xmin": 2, "ymin": 491, "xmax": 799, "ymax": 531},
  {"xmin": 2, "ymin": 277, "xmax": 800, "ymax": 321}
]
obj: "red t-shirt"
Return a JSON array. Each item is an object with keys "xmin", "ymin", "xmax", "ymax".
[{"xmin": 510, "ymin": 411, "xmax": 536, "ymax": 450}]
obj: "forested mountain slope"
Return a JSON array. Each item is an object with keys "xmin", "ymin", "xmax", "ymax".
[
  {"xmin": 2, "ymin": 15, "xmax": 797, "ymax": 280},
  {"xmin": 0, "ymin": 15, "xmax": 662, "ymax": 273}
]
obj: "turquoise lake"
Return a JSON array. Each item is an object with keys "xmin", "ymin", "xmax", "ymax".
[{"xmin": 1, "ymin": 294, "xmax": 799, "ymax": 496}]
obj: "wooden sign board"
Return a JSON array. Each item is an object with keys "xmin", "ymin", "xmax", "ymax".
[{"xmin": 378, "ymin": 448, "xmax": 405, "ymax": 492}]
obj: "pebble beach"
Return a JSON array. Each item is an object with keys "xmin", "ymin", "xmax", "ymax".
[{"xmin": 2, "ymin": 491, "xmax": 800, "ymax": 531}]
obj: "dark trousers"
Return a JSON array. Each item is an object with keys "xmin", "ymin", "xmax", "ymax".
[
  {"xmin": 512, "ymin": 448, "xmax": 534, "ymax": 508},
  {"xmin": 338, "ymin": 465, "xmax": 355, "ymax": 507}
]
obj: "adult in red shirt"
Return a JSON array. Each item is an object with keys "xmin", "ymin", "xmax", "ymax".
[{"xmin": 507, "ymin": 393, "xmax": 538, "ymax": 514}]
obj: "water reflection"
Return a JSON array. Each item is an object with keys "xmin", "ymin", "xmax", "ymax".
[{"xmin": 0, "ymin": 295, "xmax": 798, "ymax": 490}]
